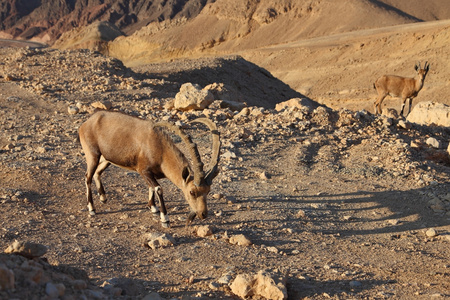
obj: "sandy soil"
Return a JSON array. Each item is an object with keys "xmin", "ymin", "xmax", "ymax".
[{"xmin": 0, "ymin": 44, "xmax": 449, "ymax": 300}]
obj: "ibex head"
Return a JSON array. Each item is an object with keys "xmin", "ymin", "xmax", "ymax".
[
  {"xmin": 155, "ymin": 118, "xmax": 221, "ymax": 223},
  {"xmin": 415, "ymin": 61, "xmax": 430, "ymax": 78}
]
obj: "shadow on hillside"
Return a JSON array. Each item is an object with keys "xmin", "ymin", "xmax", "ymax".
[
  {"xmin": 232, "ymin": 182, "xmax": 449, "ymax": 238},
  {"xmin": 135, "ymin": 55, "xmax": 315, "ymax": 109}
]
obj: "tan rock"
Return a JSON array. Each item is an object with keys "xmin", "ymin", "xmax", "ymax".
[
  {"xmin": 275, "ymin": 98, "xmax": 315, "ymax": 112},
  {"xmin": 230, "ymin": 273, "xmax": 255, "ymax": 298},
  {"xmin": 174, "ymin": 83, "xmax": 214, "ymax": 111},
  {"xmin": 4, "ymin": 241, "xmax": 48, "ymax": 259},
  {"xmin": 196, "ymin": 225, "xmax": 213, "ymax": 237},
  {"xmin": 407, "ymin": 101, "xmax": 450, "ymax": 127},
  {"xmin": 230, "ymin": 270, "xmax": 288, "ymax": 300},
  {"xmin": 91, "ymin": 100, "xmax": 112, "ymax": 110},
  {"xmin": 254, "ymin": 270, "xmax": 288, "ymax": 300},
  {"xmin": 143, "ymin": 233, "xmax": 175, "ymax": 250},
  {"xmin": 229, "ymin": 234, "xmax": 252, "ymax": 246}
]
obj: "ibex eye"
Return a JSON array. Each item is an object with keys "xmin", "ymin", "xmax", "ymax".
[{"xmin": 190, "ymin": 191, "xmax": 195, "ymax": 196}]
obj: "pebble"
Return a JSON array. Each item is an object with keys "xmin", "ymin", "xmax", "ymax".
[
  {"xmin": 349, "ymin": 280, "xmax": 362, "ymax": 287},
  {"xmin": 45, "ymin": 282, "xmax": 60, "ymax": 298},
  {"xmin": 425, "ymin": 228, "xmax": 438, "ymax": 237},
  {"xmin": 426, "ymin": 137, "xmax": 441, "ymax": 149},
  {"xmin": 196, "ymin": 225, "xmax": 213, "ymax": 237},
  {"xmin": 209, "ymin": 282, "xmax": 220, "ymax": 290},
  {"xmin": 67, "ymin": 105, "xmax": 79, "ymax": 115},
  {"xmin": 229, "ymin": 234, "xmax": 252, "ymax": 246},
  {"xmin": 218, "ymin": 274, "xmax": 232, "ymax": 284}
]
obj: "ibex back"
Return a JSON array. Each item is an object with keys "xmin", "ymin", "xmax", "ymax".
[
  {"xmin": 373, "ymin": 62, "xmax": 429, "ymax": 116},
  {"xmin": 78, "ymin": 111, "xmax": 221, "ymax": 228}
]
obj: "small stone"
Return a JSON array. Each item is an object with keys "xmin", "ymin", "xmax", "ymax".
[
  {"xmin": 209, "ymin": 282, "xmax": 220, "ymax": 290},
  {"xmin": 218, "ymin": 274, "xmax": 232, "ymax": 284},
  {"xmin": 349, "ymin": 280, "xmax": 362, "ymax": 287},
  {"xmin": 388, "ymin": 219, "xmax": 400, "ymax": 225},
  {"xmin": 266, "ymin": 246, "xmax": 279, "ymax": 253},
  {"xmin": 222, "ymin": 150, "xmax": 237, "ymax": 160},
  {"xmin": 68, "ymin": 106, "xmax": 79, "ymax": 115},
  {"xmin": 45, "ymin": 282, "xmax": 60, "ymax": 298},
  {"xmin": 91, "ymin": 101, "xmax": 112, "ymax": 110},
  {"xmin": 397, "ymin": 119, "xmax": 412, "ymax": 129},
  {"xmin": 296, "ymin": 210, "xmax": 307, "ymax": 218},
  {"xmin": 4, "ymin": 241, "xmax": 48, "ymax": 258},
  {"xmin": 426, "ymin": 137, "xmax": 442, "ymax": 149},
  {"xmin": 229, "ymin": 234, "xmax": 252, "ymax": 247},
  {"xmin": 196, "ymin": 225, "xmax": 213, "ymax": 237},
  {"xmin": 143, "ymin": 232, "xmax": 175, "ymax": 249},
  {"xmin": 259, "ymin": 171, "xmax": 270, "ymax": 180},
  {"xmin": 425, "ymin": 228, "xmax": 438, "ymax": 237}
]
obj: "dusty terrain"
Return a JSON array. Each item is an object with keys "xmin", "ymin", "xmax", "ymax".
[
  {"xmin": 0, "ymin": 45, "xmax": 449, "ymax": 299},
  {"xmin": 1, "ymin": 1, "xmax": 450, "ymax": 299}
]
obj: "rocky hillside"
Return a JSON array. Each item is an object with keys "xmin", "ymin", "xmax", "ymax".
[
  {"xmin": 0, "ymin": 0, "xmax": 213, "ymax": 44},
  {"xmin": 2, "ymin": 0, "xmax": 450, "ymax": 47},
  {"xmin": 56, "ymin": 0, "xmax": 449, "ymax": 64},
  {"xmin": 0, "ymin": 47, "xmax": 449, "ymax": 299}
]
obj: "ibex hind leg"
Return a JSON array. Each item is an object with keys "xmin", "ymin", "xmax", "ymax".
[
  {"xmin": 374, "ymin": 94, "xmax": 387, "ymax": 114},
  {"xmin": 93, "ymin": 158, "xmax": 110, "ymax": 203},
  {"xmin": 85, "ymin": 155, "xmax": 100, "ymax": 216}
]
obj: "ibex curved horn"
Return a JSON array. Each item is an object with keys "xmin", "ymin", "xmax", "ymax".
[
  {"xmin": 154, "ymin": 122, "xmax": 205, "ymax": 186},
  {"xmin": 190, "ymin": 118, "xmax": 221, "ymax": 186}
]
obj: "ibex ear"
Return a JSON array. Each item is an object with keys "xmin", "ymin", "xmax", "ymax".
[
  {"xmin": 414, "ymin": 64, "xmax": 419, "ymax": 71},
  {"xmin": 182, "ymin": 166, "xmax": 192, "ymax": 183}
]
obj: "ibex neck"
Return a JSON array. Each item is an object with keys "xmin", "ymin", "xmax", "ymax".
[
  {"xmin": 161, "ymin": 147, "xmax": 189, "ymax": 190},
  {"xmin": 415, "ymin": 76, "xmax": 425, "ymax": 91}
]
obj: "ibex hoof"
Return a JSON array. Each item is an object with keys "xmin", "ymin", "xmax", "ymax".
[
  {"xmin": 100, "ymin": 195, "xmax": 107, "ymax": 204},
  {"xmin": 162, "ymin": 221, "xmax": 170, "ymax": 228},
  {"xmin": 89, "ymin": 210, "xmax": 96, "ymax": 216}
]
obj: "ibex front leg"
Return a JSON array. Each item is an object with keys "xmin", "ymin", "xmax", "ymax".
[
  {"xmin": 93, "ymin": 157, "xmax": 110, "ymax": 203},
  {"xmin": 141, "ymin": 170, "xmax": 170, "ymax": 228}
]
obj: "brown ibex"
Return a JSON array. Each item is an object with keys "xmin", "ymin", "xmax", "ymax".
[
  {"xmin": 373, "ymin": 62, "xmax": 429, "ymax": 116},
  {"xmin": 78, "ymin": 110, "xmax": 221, "ymax": 228}
]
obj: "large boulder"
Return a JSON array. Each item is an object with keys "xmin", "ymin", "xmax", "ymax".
[
  {"xmin": 407, "ymin": 101, "xmax": 450, "ymax": 127},
  {"xmin": 174, "ymin": 83, "xmax": 214, "ymax": 111}
]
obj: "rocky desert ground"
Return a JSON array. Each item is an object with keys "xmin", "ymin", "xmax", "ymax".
[{"xmin": 1, "ymin": 1, "xmax": 450, "ymax": 300}]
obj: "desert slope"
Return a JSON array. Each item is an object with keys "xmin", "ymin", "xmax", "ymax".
[
  {"xmin": 106, "ymin": 0, "xmax": 422, "ymax": 64},
  {"xmin": 243, "ymin": 19, "xmax": 450, "ymax": 112},
  {"xmin": 0, "ymin": 0, "xmax": 213, "ymax": 44}
]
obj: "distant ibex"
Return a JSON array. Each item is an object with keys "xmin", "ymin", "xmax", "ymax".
[
  {"xmin": 373, "ymin": 62, "xmax": 429, "ymax": 116},
  {"xmin": 78, "ymin": 110, "xmax": 221, "ymax": 228}
]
